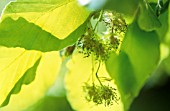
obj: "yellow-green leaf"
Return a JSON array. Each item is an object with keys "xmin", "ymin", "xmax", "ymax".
[
  {"xmin": 0, "ymin": 47, "xmax": 42, "ymax": 107},
  {"xmin": 0, "ymin": 17, "xmax": 86, "ymax": 52},
  {"xmin": 2, "ymin": 0, "xmax": 90, "ymax": 39},
  {"xmin": 65, "ymin": 53, "xmax": 124, "ymax": 111},
  {"xmin": 106, "ymin": 21, "xmax": 160, "ymax": 110},
  {"xmin": 163, "ymin": 6, "xmax": 170, "ymax": 74},
  {"xmin": 0, "ymin": 51, "xmax": 62, "ymax": 111},
  {"xmin": 0, "ymin": 57, "xmax": 41, "ymax": 107}
]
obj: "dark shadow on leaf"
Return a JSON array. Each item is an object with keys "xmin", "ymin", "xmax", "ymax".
[
  {"xmin": 0, "ymin": 17, "xmax": 86, "ymax": 52},
  {"xmin": 0, "ymin": 57, "xmax": 41, "ymax": 107},
  {"xmin": 25, "ymin": 96, "xmax": 74, "ymax": 111}
]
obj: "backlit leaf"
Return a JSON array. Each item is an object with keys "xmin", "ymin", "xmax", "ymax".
[
  {"xmin": 0, "ymin": 47, "xmax": 42, "ymax": 107},
  {"xmin": 24, "ymin": 96, "xmax": 74, "ymax": 111},
  {"xmin": 156, "ymin": 10, "xmax": 169, "ymax": 41},
  {"xmin": 106, "ymin": 21, "xmax": 160, "ymax": 110},
  {"xmin": 2, "ymin": 0, "xmax": 90, "ymax": 39},
  {"xmin": 0, "ymin": 51, "xmax": 62, "ymax": 110},
  {"xmin": 65, "ymin": 53, "xmax": 124, "ymax": 111},
  {"xmin": 0, "ymin": 58, "xmax": 41, "ymax": 107},
  {"xmin": 0, "ymin": 17, "xmax": 86, "ymax": 52},
  {"xmin": 162, "ymin": 6, "xmax": 170, "ymax": 75}
]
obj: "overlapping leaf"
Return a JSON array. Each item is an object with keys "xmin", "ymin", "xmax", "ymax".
[
  {"xmin": 2, "ymin": 0, "xmax": 90, "ymax": 39},
  {"xmin": 156, "ymin": 10, "xmax": 169, "ymax": 41},
  {"xmin": 0, "ymin": 17, "xmax": 86, "ymax": 52},
  {"xmin": 0, "ymin": 47, "xmax": 42, "ymax": 107},
  {"xmin": 0, "ymin": 57, "xmax": 41, "ymax": 107},
  {"xmin": 65, "ymin": 53, "xmax": 124, "ymax": 111},
  {"xmin": 0, "ymin": 51, "xmax": 62, "ymax": 110},
  {"xmin": 0, "ymin": 0, "xmax": 167, "ymax": 110},
  {"xmin": 153, "ymin": 4, "xmax": 170, "ymax": 75},
  {"xmin": 137, "ymin": 0, "xmax": 161, "ymax": 31},
  {"xmin": 0, "ymin": 0, "xmax": 89, "ymax": 109},
  {"xmin": 162, "ymin": 6, "xmax": 170, "ymax": 74},
  {"xmin": 106, "ymin": 21, "xmax": 160, "ymax": 110},
  {"xmin": 24, "ymin": 96, "xmax": 74, "ymax": 111},
  {"xmin": 0, "ymin": 0, "xmax": 90, "ymax": 52}
]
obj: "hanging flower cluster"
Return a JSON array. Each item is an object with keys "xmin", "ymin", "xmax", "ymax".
[{"xmin": 77, "ymin": 10, "xmax": 127, "ymax": 61}]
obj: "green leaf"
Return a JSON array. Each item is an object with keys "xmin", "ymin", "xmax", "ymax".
[
  {"xmin": 0, "ymin": 51, "xmax": 62, "ymax": 110},
  {"xmin": 65, "ymin": 53, "xmax": 124, "ymax": 111},
  {"xmin": 106, "ymin": 21, "xmax": 160, "ymax": 110},
  {"xmin": 104, "ymin": 0, "xmax": 139, "ymax": 23},
  {"xmin": 165, "ymin": 5, "xmax": 170, "ymax": 45},
  {"xmin": 0, "ymin": 57, "xmax": 41, "ymax": 107},
  {"xmin": 0, "ymin": 47, "xmax": 42, "ymax": 107},
  {"xmin": 24, "ymin": 96, "xmax": 74, "ymax": 111},
  {"xmin": 47, "ymin": 58, "xmax": 70, "ymax": 97},
  {"xmin": 137, "ymin": 0, "xmax": 161, "ymax": 31},
  {"xmin": 0, "ymin": 17, "xmax": 86, "ymax": 52},
  {"xmin": 156, "ymin": 9, "xmax": 169, "ymax": 41},
  {"xmin": 147, "ymin": 0, "xmax": 157, "ymax": 3},
  {"xmin": 2, "ymin": 0, "xmax": 90, "ymax": 39},
  {"xmin": 162, "ymin": 6, "xmax": 170, "ymax": 75},
  {"xmin": 163, "ymin": 55, "xmax": 170, "ymax": 74}
]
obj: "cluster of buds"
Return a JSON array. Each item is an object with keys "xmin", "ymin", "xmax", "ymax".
[
  {"xmin": 83, "ymin": 83, "xmax": 120, "ymax": 106},
  {"xmin": 77, "ymin": 10, "xmax": 127, "ymax": 106},
  {"xmin": 77, "ymin": 10, "xmax": 127, "ymax": 61}
]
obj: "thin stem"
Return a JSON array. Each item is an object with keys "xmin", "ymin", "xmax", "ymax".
[
  {"xmin": 86, "ymin": 54, "xmax": 95, "ymax": 83},
  {"xmin": 92, "ymin": 54, "xmax": 95, "ymax": 84},
  {"xmin": 95, "ymin": 61, "xmax": 103, "ymax": 87},
  {"xmin": 93, "ymin": 10, "xmax": 104, "ymax": 32}
]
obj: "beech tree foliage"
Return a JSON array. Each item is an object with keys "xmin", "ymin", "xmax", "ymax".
[{"xmin": 0, "ymin": 0, "xmax": 169, "ymax": 111}]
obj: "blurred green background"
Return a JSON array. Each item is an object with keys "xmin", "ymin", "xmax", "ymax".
[{"xmin": 129, "ymin": 73, "xmax": 170, "ymax": 111}]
